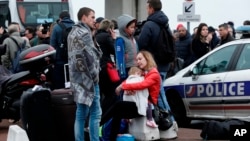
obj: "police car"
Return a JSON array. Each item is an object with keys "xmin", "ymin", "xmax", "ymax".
[{"xmin": 163, "ymin": 39, "xmax": 250, "ymax": 127}]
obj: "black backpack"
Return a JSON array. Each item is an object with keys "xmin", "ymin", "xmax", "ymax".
[
  {"xmin": 58, "ymin": 23, "xmax": 72, "ymax": 62},
  {"xmin": 153, "ymin": 23, "xmax": 175, "ymax": 65},
  {"xmin": 200, "ymin": 119, "xmax": 245, "ymax": 140}
]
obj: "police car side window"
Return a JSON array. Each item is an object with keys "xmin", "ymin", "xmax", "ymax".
[
  {"xmin": 197, "ymin": 45, "xmax": 236, "ymax": 75},
  {"xmin": 235, "ymin": 44, "xmax": 250, "ymax": 70},
  {"xmin": 196, "ymin": 59, "xmax": 207, "ymax": 74}
]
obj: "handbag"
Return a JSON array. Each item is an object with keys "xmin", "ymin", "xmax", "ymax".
[
  {"xmin": 153, "ymin": 105, "xmax": 173, "ymax": 131},
  {"xmin": 150, "ymin": 92, "xmax": 173, "ymax": 131},
  {"xmin": 106, "ymin": 62, "xmax": 120, "ymax": 82}
]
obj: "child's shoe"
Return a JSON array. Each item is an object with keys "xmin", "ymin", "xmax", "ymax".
[{"xmin": 146, "ymin": 120, "xmax": 158, "ymax": 128}]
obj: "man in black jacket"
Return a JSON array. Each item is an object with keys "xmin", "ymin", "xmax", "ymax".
[
  {"xmin": 218, "ymin": 23, "xmax": 234, "ymax": 46},
  {"xmin": 50, "ymin": 11, "xmax": 75, "ymax": 89},
  {"xmin": 137, "ymin": 0, "xmax": 177, "ymax": 132},
  {"xmin": 175, "ymin": 24, "xmax": 193, "ymax": 67}
]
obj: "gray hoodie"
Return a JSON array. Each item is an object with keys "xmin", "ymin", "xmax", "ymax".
[{"xmin": 117, "ymin": 14, "xmax": 138, "ymax": 68}]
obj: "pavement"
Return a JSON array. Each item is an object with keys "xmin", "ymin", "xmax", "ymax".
[{"xmin": 0, "ymin": 119, "xmax": 205, "ymax": 141}]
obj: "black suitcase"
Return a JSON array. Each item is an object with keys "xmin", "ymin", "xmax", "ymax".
[
  {"xmin": 20, "ymin": 87, "xmax": 56, "ymax": 141},
  {"xmin": 51, "ymin": 88, "xmax": 76, "ymax": 141}
]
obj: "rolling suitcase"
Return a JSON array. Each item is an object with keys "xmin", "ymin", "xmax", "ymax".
[
  {"xmin": 20, "ymin": 86, "xmax": 56, "ymax": 141},
  {"xmin": 51, "ymin": 88, "xmax": 76, "ymax": 141}
]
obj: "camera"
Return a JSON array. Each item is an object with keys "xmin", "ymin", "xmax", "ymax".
[{"xmin": 41, "ymin": 21, "xmax": 52, "ymax": 34}]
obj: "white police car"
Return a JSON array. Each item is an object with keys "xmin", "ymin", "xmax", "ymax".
[{"xmin": 163, "ymin": 39, "xmax": 250, "ymax": 127}]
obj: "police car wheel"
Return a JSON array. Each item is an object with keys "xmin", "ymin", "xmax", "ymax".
[{"xmin": 166, "ymin": 90, "xmax": 190, "ymax": 127}]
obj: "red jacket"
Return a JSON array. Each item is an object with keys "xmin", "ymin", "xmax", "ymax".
[{"xmin": 122, "ymin": 68, "xmax": 161, "ymax": 105}]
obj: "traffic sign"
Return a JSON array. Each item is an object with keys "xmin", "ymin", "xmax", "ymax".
[
  {"xmin": 177, "ymin": 14, "xmax": 201, "ymax": 22},
  {"xmin": 183, "ymin": 1, "xmax": 195, "ymax": 15}
]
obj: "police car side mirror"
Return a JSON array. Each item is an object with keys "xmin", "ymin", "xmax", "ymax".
[
  {"xmin": 192, "ymin": 66, "xmax": 198, "ymax": 75},
  {"xmin": 191, "ymin": 65, "xmax": 198, "ymax": 75},
  {"xmin": 191, "ymin": 66, "xmax": 199, "ymax": 80}
]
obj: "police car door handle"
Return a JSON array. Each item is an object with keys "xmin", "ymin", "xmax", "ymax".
[{"xmin": 213, "ymin": 79, "xmax": 222, "ymax": 83}]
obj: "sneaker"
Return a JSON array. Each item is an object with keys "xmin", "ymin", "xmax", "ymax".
[{"xmin": 146, "ymin": 120, "xmax": 158, "ymax": 128}]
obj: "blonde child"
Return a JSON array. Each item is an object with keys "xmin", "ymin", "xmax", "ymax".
[{"xmin": 123, "ymin": 66, "xmax": 157, "ymax": 128}]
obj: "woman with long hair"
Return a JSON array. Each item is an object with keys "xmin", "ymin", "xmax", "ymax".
[{"xmin": 192, "ymin": 23, "xmax": 212, "ymax": 60}]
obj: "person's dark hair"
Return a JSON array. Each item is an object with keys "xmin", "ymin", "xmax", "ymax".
[
  {"xmin": 96, "ymin": 17, "xmax": 104, "ymax": 23},
  {"xmin": 25, "ymin": 26, "xmax": 35, "ymax": 36},
  {"xmin": 243, "ymin": 20, "xmax": 250, "ymax": 25},
  {"xmin": 227, "ymin": 21, "xmax": 234, "ymax": 27},
  {"xmin": 126, "ymin": 19, "xmax": 137, "ymax": 28},
  {"xmin": 194, "ymin": 23, "xmax": 208, "ymax": 40},
  {"xmin": 111, "ymin": 19, "xmax": 118, "ymax": 29},
  {"xmin": 147, "ymin": 0, "xmax": 162, "ymax": 11},
  {"xmin": 59, "ymin": 11, "xmax": 70, "ymax": 19},
  {"xmin": 208, "ymin": 26, "xmax": 215, "ymax": 33},
  {"xmin": 218, "ymin": 23, "xmax": 229, "ymax": 29},
  {"xmin": 77, "ymin": 7, "xmax": 95, "ymax": 21},
  {"xmin": 227, "ymin": 21, "xmax": 236, "ymax": 38}
]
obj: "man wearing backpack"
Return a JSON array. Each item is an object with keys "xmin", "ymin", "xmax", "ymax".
[
  {"xmin": 137, "ymin": 0, "xmax": 178, "ymax": 131},
  {"xmin": 1, "ymin": 23, "xmax": 30, "ymax": 72},
  {"xmin": 50, "ymin": 11, "xmax": 75, "ymax": 89}
]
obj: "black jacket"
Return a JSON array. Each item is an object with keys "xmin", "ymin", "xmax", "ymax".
[
  {"xmin": 95, "ymin": 29, "xmax": 115, "ymax": 68},
  {"xmin": 137, "ymin": 10, "xmax": 171, "ymax": 72},
  {"xmin": 192, "ymin": 39, "xmax": 210, "ymax": 60},
  {"xmin": 175, "ymin": 32, "xmax": 193, "ymax": 66},
  {"xmin": 218, "ymin": 34, "xmax": 234, "ymax": 46}
]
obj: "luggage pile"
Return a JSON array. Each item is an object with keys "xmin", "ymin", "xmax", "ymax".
[{"xmin": 20, "ymin": 87, "xmax": 76, "ymax": 141}]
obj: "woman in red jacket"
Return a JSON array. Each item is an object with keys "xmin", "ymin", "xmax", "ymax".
[{"xmin": 100, "ymin": 50, "xmax": 161, "ymax": 141}]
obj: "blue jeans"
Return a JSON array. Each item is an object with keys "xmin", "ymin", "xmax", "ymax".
[
  {"xmin": 158, "ymin": 71, "xmax": 175, "ymax": 121},
  {"xmin": 74, "ymin": 84, "xmax": 102, "ymax": 141}
]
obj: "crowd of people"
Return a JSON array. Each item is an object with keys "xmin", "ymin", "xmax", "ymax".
[
  {"xmin": 174, "ymin": 20, "xmax": 250, "ymax": 68},
  {"xmin": 1, "ymin": 0, "xmax": 250, "ymax": 141}
]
